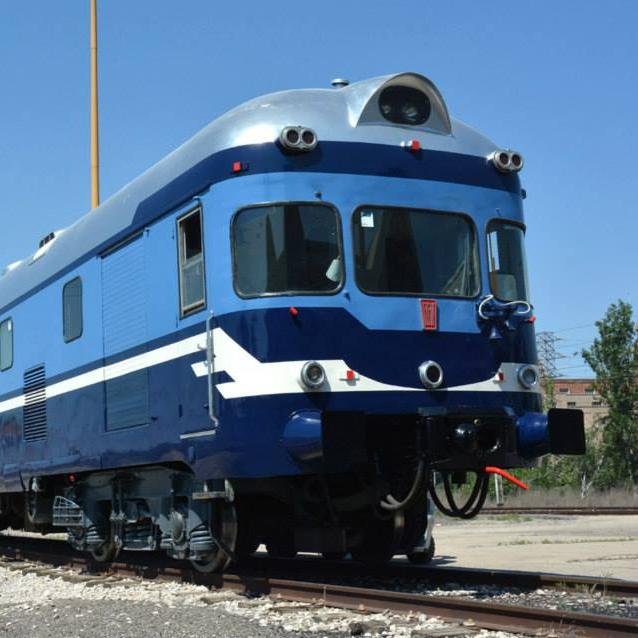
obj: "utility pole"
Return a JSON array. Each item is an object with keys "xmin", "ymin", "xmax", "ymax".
[{"xmin": 90, "ymin": 0, "xmax": 100, "ymax": 209}]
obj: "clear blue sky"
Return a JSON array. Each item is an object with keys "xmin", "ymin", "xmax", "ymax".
[{"xmin": 1, "ymin": 1, "xmax": 636, "ymax": 376}]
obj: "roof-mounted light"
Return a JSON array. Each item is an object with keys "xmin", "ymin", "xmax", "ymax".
[
  {"xmin": 279, "ymin": 126, "xmax": 318, "ymax": 152},
  {"xmin": 379, "ymin": 85, "xmax": 431, "ymax": 126},
  {"xmin": 490, "ymin": 149, "xmax": 524, "ymax": 173}
]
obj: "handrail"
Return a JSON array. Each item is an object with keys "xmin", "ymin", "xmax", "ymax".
[{"xmin": 205, "ymin": 312, "xmax": 219, "ymax": 426}]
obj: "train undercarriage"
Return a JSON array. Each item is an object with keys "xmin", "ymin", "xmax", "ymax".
[
  {"xmin": 0, "ymin": 407, "xmax": 582, "ymax": 571},
  {"xmin": 0, "ymin": 417, "xmax": 443, "ymax": 570},
  {"xmin": 0, "ymin": 462, "xmax": 436, "ymax": 571}
]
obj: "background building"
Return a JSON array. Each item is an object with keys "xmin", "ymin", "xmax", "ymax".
[{"xmin": 553, "ymin": 378, "xmax": 608, "ymax": 429}]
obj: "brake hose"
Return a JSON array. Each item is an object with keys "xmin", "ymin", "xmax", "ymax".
[
  {"xmin": 428, "ymin": 471, "xmax": 490, "ymax": 519},
  {"xmin": 379, "ymin": 458, "xmax": 427, "ymax": 512}
]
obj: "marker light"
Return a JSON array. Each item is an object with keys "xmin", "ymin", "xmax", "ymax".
[
  {"xmin": 300, "ymin": 361, "xmax": 326, "ymax": 390},
  {"xmin": 490, "ymin": 149, "xmax": 524, "ymax": 173},
  {"xmin": 418, "ymin": 360, "xmax": 444, "ymax": 389},
  {"xmin": 517, "ymin": 364, "xmax": 538, "ymax": 389},
  {"xmin": 279, "ymin": 126, "xmax": 318, "ymax": 152}
]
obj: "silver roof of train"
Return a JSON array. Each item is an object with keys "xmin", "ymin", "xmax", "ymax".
[{"xmin": 0, "ymin": 72, "xmax": 500, "ymax": 310}]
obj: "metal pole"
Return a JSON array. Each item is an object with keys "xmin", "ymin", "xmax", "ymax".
[
  {"xmin": 494, "ymin": 473, "xmax": 504, "ymax": 507},
  {"xmin": 90, "ymin": 0, "xmax": 100, "ymax": 208}
]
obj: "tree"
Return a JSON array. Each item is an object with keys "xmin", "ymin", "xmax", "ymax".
[
  {"xmin": 582, "ymin": 300, "xmax": 638, "ymax": 488},
  {"xmin": 541, "ymin": 375, "xmax": 556, "ymax": 411}
]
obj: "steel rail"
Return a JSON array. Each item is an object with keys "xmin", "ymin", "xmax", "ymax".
[
  {"xmin": 0, "ymin": 536, "xmax": 636, "ymax": 637},
  {"xmin": 243, "ymin": 554, "xmax": 638, "ymax": 599},
  {"xmin": 3, "ymin": 536, "xmax": 636, "ymax": 598},
  {"xmin": 482, "ymin": 506, "xmax": 638, "ymax": 516},
  {"xmin": 213, "ymin": 575, "xmax": 638, "ymax": 638}
]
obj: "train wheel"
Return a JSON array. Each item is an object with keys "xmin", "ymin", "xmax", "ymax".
[
  {"xmin": 190, "ymin": 500, "xmax": 237, "ymax": 573},
  {"xmin": 89, "ymin": 539, "xmax": 118, "ymax": 563},
  {"xmin": 406, "ymin": 537, "xmax": 435, "ymax": 565}
]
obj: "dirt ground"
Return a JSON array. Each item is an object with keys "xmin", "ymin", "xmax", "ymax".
[{"xmin": 428, "ymin": 514, "xmax": 638, "ymax": 580}]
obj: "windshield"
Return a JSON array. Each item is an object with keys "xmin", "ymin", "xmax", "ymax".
[
  {"xmin": 487, "ymin": 220, "xmax": 530, "ymax": 301},
  {"xmin": 233, "ymin": 203, "xmax": 343, "ymax": 297},
  {"xmin": 352, "ymin": 207, "xmax": 479, "ymax": 297}
]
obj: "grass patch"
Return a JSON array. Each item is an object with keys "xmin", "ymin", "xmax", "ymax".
[{"xmin": 497, "ymin": 536, "xmax": 637, "ymax": 546}]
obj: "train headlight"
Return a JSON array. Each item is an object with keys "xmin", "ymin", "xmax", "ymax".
[
  {"xmin": 279, "ymin": 126, "xmax": 318, "ymax": 152},
  {"xmin": 379, "ymin": 85, "xmax": 431, "ymax": 126},
  {"xmin": 300, "ymin": 361, "xmax": 326, "ymax": 390},
  {"xmin": 517, "ymin": 364, "xmax": 538, "ymax": 389},
  {"xmin": 418, "ymin": 360, "xmax": 444, "ymax": 389},
  {"xmin": 489, "ymin": 149, "xmax": 524, "ymax": 173}
]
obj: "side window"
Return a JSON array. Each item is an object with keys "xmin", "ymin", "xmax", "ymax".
[
  {"xmin": 63, "ymin": 277, "xmax": 83, "ymax": 342},
  {"xmin": 486, "ymin": 221, "xmax": 530, "ymax": 302},
  {"xmin": 0, "ymin": 318, "xmax": 13, "ymax": 371},
  {"xmin": 177, "ymin": 208, "xmax": 206, "ymax": 316}
]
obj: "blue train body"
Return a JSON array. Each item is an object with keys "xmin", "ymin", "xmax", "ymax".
[{"xmin": 0, "ymin": 73, "xmax": 584, "ymax": 568}]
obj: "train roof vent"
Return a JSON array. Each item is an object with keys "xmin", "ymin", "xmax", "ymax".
[
  {"xmin": 353, "ymin": 72, "xmax": 452, "ymax": 135},
  {"xmin": 38, "ymin": 232, "xmax": 56, "ymax": 249},
  {"xmin": 30, "ymin": 229, "xmax": 63, "ymax": 265}
]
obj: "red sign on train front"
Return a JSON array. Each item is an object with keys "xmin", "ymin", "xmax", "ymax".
[{"xmin": 421, "ymin": 299, "xmax": 437, "ymax": 331}]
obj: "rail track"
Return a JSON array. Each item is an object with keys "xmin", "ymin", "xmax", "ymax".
[
  {"xmin": 0, "ymin": 535, "xmax": 636, "ymax": 637},
  {"xmin": 482, "ymin": 506, "xmax": 638, "ymax": 516}
]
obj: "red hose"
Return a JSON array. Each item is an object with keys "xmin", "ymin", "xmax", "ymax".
[{"xmin": 484, "ymin": 466, "xmax": 529, "ymax": 490}]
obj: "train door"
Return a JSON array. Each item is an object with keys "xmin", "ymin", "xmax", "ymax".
[{"xmin": 101, "ymin": 234, "xmax": 149, "ymax": 431}]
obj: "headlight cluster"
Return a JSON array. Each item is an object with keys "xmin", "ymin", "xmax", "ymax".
[
  {"xmin": 299, "ymin": 361, "xmax": 326, "ymax": 389},
  {"xmin": 517, "ymin": 364, "xmax": 538, "ymax": 389},
  {"xmin": 378, "ymin": 85, "xmax": 431, "ymax": 126},
  {"xmin": 418, "ymin": 360, "xmax": 444, "ymax": 389},
  {"xmin": 490, "ymin": 149, "xmax": 524, "ymax": 173},
  {"xmin": 279, "ymin": 126, "xmax": 318, "ymax": 152}
]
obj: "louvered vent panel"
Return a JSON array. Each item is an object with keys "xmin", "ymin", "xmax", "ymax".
[
  {"xmin": 23, "ymin": 365, "xmax": 47, "ymax": 442},
  {"xmin": 101, "ymin": 235, "xmax": 149, "ymax": 431}
]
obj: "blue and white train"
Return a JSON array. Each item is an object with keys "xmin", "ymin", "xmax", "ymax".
[{"xmin": 0, "ymin": 73, "xmax": 585, "ymax": 570}]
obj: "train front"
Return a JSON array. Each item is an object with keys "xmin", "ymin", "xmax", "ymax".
[{"xmin": 209, "ymin": 72, "xmax": 586, "ymax": 560}]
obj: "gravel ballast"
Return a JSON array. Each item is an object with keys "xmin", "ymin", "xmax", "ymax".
[{"xmin": 0, "ymin": 560, "xmax": 522, "ymax": 638}]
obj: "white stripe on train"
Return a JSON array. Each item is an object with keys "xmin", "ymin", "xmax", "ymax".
[{"xmin": 0, "ymin": 329, "xmax": 540, "ymax": 415}]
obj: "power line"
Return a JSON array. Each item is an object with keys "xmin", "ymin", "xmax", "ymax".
[
  {"xmin": 556, "ymin": 363, "xmax": 592, "ymax": 369},
  {"xmin": 549, "ymin": 323, "xmax": 596, "ymax": 334},
  {"xmin": 556, "ymin": 340, "xmax": 593, "ymax": 348}
]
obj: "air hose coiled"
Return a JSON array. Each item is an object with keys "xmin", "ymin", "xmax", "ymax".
[{"xmin": 428, "ymin": 470, "xmax": 489, "ymax": 519}]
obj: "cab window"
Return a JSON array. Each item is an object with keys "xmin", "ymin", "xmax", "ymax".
[
  {"xmin": 487, "ymin": 221, "xmax": 530, "ymax": 301},
  {"xmin": 233, "ymin": 203, "xmax": 343, "ymax": 297},
  {"xmin": 352, "ymin": 206, "xmax": 479, "ymax": 297}
]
